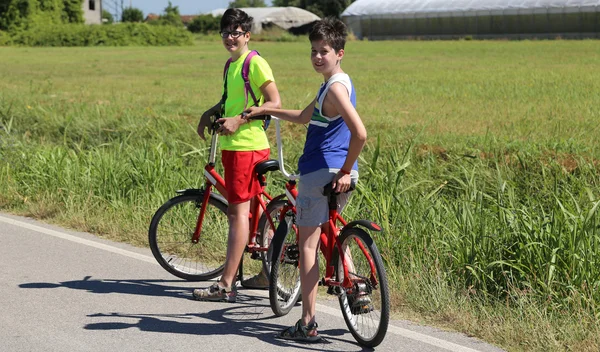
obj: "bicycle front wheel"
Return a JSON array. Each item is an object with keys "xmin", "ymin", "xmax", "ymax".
[
  {"xmin": 148, "ymin": 193, "xmax": 229, "ymax": 281},
  {"xmin": 257, "ymin": 198, "xmax": 288, "ymax": 278},
  {"xmin": 268, "ymin": 210, "xmax": 301, "ymax": 317},
  {"xmin": 334, "ymin": 227, "xmax": 390, "ymax": 347}
]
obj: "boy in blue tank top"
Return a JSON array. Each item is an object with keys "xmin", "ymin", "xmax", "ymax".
[{"xmin": 244, "ymin": 18, "xmax": 367, "ymax": 341}]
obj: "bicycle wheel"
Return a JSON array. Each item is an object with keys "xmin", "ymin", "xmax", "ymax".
[
  {"xmin": 268, "ymin": 210, "xmax": 301, "ymax": 317},
  {"xmin": 256, "ymin": 198, "xmax": 288, "ymax": 278},
  {"xmin": 148, "ymin": 193, "xmax": 229, "ymax": 281},
  {"xmin": 334, "ymin": 227, "xmax": 390, "ymax": 347}
]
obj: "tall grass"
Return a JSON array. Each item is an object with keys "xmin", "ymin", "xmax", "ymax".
[{"xmin": 1, "ymin": 40, "xmax": 600, "ymax": 350}]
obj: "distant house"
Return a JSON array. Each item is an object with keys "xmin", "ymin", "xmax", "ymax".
[
  {"xmin": 145, "ymin": 13, "xmax": 160, "ymax": 22},
  {"xmin": 206, "ymin": 7, "xmax": 320, "ymax": 34},
  {"xmin": 180, "ymin": 15, "xmax": 198, "ymax": 26},
  {"xmin": 83, "ymin": 0, "xmax": 102, "ymax": 24}
]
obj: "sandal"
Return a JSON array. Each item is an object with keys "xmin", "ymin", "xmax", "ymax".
[
  {"xmin": 192, "ymin": 282, "xmax": 237, "ymax": 303},
  {"xmin": 276, "ymin": 319, "xmax": 323, "ymax": 343}
]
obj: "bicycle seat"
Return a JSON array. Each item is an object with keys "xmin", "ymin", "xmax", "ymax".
[{"xmin": 255, "ymin": 159, "xmax": 280, "ymax": 177}]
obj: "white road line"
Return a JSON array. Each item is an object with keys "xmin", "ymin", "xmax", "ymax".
[
  {"xmin": 0, "ymin": 215, "xmax": 157, "ymax": 265},
  {"xmin": 0, "ymin": 214, "xmax": 484, "ymax": 352},
  {"xmin": 316, "ymin": 303, "xmax": 484, "ymax": 352}
]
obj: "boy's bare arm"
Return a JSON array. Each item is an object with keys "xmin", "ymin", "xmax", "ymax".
[
  {"xmin": 259, "ymin": 80, "xmax": 281, "ymax": 110},
  {"xmin": 328, "ymin": 83, "xmax": 367, "ymax": 172},
  {"xmin": 245, "ymin": 98, "xmax": 316, "ymax": 125}
]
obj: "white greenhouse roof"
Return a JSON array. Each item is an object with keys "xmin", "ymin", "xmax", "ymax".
[
  {"xmin": 207, "ymin": 7, "xmax": 320, "ymax": 30},
  {"xmin": 342, "ymin": 0, "xmax": 600, "ymax": 17}
]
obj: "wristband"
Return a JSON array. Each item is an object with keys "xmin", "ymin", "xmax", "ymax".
[{"xmin": 339, "ymin": 168, "xmax": 351, "ymax": 175}]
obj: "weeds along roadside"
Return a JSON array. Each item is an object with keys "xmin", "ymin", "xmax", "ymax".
[{"xmin": 1, "ymin": 100, "xmax": 599, "ymax": 350}]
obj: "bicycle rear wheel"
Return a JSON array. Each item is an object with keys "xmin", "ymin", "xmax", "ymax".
[
  {"xmin": 268, "ymin": 210, "xmax": 301, "ymax": 317},
  {"xmin": 334, "ymin": 227, "xmax": 390, "ymax": 347},
  {"xmin": 148, "ymin": 193, "xmax": 229, "ymax": 281}
]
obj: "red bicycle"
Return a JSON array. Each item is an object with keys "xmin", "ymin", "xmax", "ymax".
[
  {"xmin": 148, "ymin": 115, "xmax": 286, "ymax": 282},
  {"xmin": 267, "ymin": 120, "xmax": 390, "ymax": 347}
]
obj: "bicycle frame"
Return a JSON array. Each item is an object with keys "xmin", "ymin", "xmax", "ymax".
[
  {"xmin": 190, "ymin": 120, "xmax": 275, "ymax": 254},
  {"xmin": 272, "ymin": 116, "xmax": 380, "ymax": 290}
]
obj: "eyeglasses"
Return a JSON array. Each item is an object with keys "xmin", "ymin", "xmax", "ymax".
[{"xmin": 220, "ymin": 31, "xmax": 247, "ymax": 39}]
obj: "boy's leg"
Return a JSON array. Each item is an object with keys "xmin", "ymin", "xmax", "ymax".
[
  {"xmin": 219, "ymin": 200, "xmax": 251, "ymax": 288},
  {"xmin": 192, "ymin": 200, "xmax": 250, "ymax": 302},
  {"xmin": 299, "ymin": 225, "xmax": 321, "ymax": 326}
]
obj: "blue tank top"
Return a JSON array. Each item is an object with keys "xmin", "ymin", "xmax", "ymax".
[{"xmin": 298, "ymin": 73, "xmax": 358, "ymax": 175}]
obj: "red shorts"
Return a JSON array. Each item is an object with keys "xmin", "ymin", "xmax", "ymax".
[{"xmin": 222, "ymin": 149, "xmax": 270, "ymax": 204}]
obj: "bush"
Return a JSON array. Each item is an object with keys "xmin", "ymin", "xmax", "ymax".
[
  {"xmin": 0, "ymin": 30, "xmax": 11, "ymax": 46},
  {"xmin": 9, "ymin": 23, "xmax": 194, "ymax": 46},
  {"xmin": 121, "ymin": 7, "xmax": 144, "ymax": 23},
  {"xmin": 187, "ymin": 14, "xmax": 221, "ymax": 34},
  {"xmin": 102, "ymin": 10, "xmax": 114, "ymax": 25}
]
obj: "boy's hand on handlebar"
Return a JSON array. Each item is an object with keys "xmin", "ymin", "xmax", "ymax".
[
  {"xmin": 332, "ymin": 172, "xmax": 352, "ymax": 193},
  {"xmin": 216, "ymin": 116, "xmax": 243, "ymax": 136}
]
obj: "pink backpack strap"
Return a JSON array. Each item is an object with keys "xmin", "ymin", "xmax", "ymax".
[{"xmin": 242, "ymin": 50, "xmax": 260, "ymax": 108}]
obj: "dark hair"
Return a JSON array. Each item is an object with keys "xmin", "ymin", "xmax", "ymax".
[
  {"xmin": 220, "ymin": 8, "xmax": 253, "ymax": 32},
  {"xmin": 309, "ymin": 17, "xmax": 348, "ymax": 52}
]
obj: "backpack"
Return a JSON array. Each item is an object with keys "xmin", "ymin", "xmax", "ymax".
[{"xmin": 221, "ymin": 50, "xmax": 270, "ymax": 129}]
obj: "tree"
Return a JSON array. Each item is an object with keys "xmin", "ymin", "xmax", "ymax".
[
  {"xmin": 0, "ymin": 0, "xmax": 84, "ymax": 31},
  {"xmin": 121, "ymin": 7, "xmax": 143, "ymax": 22},
  {"xmin": 159, "ymin": 1, "xmax": 182, "ymax": 27},
  {"xmin": 272, "ymin": 0, "xmax": 355, "ymax": 18},
  {"xmin": 102, "ymin": 9, "xmax": 113, "ymax": 24},
  {"xmin": 228, "ymin": 0, "xmax": 266, "ymax": 8},
  {"xmin": 61, "ymin": 0, "xmax": 84, "ymax": 24}
]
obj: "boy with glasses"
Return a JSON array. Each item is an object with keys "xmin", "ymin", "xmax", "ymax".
[{"xmin": 193, "ymin": 8, "xmax": 281, "ymax": 302}]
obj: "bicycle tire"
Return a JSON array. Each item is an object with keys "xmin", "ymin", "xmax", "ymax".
[
  {"xmin": 334, "ymin": 227, "xmax": 390, "ymax": 347},
  {"xmin": 148, "ymin": 193, "xmax": 229, "ymax": 281},
  {"xmin": 256, "ymin": 198, "xmax": 288, "ymax": 278},
  {"xmin": 268, "ymin": 209, "xmax": 301, "ymax": 317}
]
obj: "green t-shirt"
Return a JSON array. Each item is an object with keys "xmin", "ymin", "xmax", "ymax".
[{"xmin": 220, "ymin": 50, "xmax": 273, "ymax": 151}]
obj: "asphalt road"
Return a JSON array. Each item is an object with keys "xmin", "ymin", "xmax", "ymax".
[{"xmin": 0, "ymin": 213, "xmax": 505, "ymax": 352}]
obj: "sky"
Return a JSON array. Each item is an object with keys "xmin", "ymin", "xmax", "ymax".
[{"xmin": 121, "ymin": 0, "xmax": 274, "ymax": 16}]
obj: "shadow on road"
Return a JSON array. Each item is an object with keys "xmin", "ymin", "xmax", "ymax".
[
  {"xmin": 19, "ymin": 276, "xmax": 371, "ymax": 351},
  {"xmin": 19, "ymin": 276, "xmax": 191, "ymax": 299},
  {"xmin": 84, "ymin": 307, "xmax": 366, "ymax": 352}
]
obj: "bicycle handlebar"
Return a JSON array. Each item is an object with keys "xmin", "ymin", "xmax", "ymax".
[
  {"xmin": 207, "ymin": 114, "xmax": 298, "ymax": 181},
  {"xmin": 323, "ymin": 181, "xmax": 356, "ymax": 197},
  {"xmin": 210, "ymin": 113, "xmax": 270, "ymax": 131},
  {"xmin": 273, "ymin": 117, "xmax": 298, "ymax": 181}
]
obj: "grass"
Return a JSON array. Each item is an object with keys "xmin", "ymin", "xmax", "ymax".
[{"xmin": 1, "ymin": 39, "xmax": 600, "ymax": 351}]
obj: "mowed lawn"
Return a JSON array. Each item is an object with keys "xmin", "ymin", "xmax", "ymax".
[{"xmin": 1, "ymin": 40, "xmax": 599, "ymax": 352}]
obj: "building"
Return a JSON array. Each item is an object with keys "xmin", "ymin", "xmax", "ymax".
[
  {"xmin": 342, "ymin": 0, "xmax": 600, "ymax": 40},
  {"xmin": 83, "ymin": 0, "xmax": 102, "ymax": 25},
  {"xmin": 207, "ymin": 7, "xmax": 320, "ymax": 34}
]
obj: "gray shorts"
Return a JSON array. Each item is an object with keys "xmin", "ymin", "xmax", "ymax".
[{"xmin": 296, "ymin": 168, "xmax": 359, "ymax": 227}]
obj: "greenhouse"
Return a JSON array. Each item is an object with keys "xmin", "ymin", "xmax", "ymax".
[{"xmin": 341, "ymin": 0, "xmax": 600, "ymax": 39}]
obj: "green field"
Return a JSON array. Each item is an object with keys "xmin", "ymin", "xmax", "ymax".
[{"xmin": 1, "ymin": 40, "xmax": 599, "ymax": 351}]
